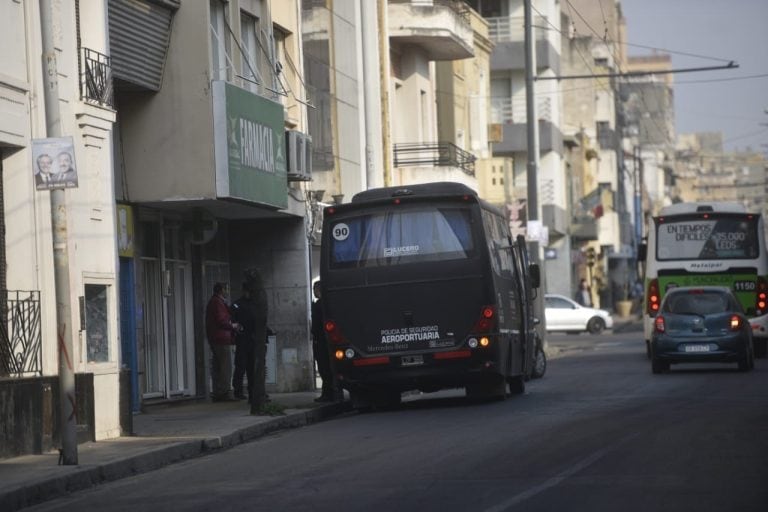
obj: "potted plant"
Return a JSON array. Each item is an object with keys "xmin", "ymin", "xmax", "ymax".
[{"xmin": 615, "ymin": 283, "xmax": 633, "ymax": 318}]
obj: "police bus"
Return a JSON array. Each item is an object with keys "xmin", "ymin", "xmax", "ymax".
[
  {"xmin": 641, "ymin": 202, "xmax": 768, "ymax": 358},
  {"xmin": 319, "ymin": 182, "xmax": 540, "ymax": 409}
]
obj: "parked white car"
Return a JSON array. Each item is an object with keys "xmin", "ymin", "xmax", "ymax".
[{"xmin": 544, "ymin": 294, "xmax": 614, "ymax": 334}]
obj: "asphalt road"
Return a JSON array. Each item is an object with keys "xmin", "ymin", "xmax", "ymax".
[{"xmin": 28, "ymin": 329, "xmax": 768, "ymax": 512}]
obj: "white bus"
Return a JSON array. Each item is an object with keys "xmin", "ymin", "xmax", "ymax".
[{"xmin": 641, "ymin": 202, "xmax": 768, "ymax": 358}]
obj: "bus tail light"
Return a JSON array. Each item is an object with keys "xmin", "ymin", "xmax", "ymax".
[
  {"xmin": 324, "ymin": 319, "xmax": 347, "ymax": 344},
  {"xmin": 647, "ymin": 279, "xmax": 660, "ymax": 317},
  {"xmin": 654, "ymin": 316, "xmax": 665, "ymax": 333},
  {"xmin": 756, "ymin": 277, "xmax": 768, "ymax": 315},
  {"xmin": 472, "ymin": 305, "xmax": 496, "ymax": 333}
]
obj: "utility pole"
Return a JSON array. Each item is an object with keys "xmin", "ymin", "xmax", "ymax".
[
  {"xmin": 39, "ymin": 0, "xmax": 78, "ymax": 465},
  {"xmin": 524, "ymin": 0, "xmax": 539, "ymax": 227}
]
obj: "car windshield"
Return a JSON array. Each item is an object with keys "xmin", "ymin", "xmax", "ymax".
[{"xmin": 663, "ymin": 292, "xmax": 737, "ymax": 315}]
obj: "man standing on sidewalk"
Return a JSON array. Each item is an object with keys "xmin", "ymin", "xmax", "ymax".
[
  {"xmin": 206, "ymin": 282, "xmax": 239, "ymax": 401},
  {"xmin": 243, "ymin": 269, "xmax": 270, "ymax": 413},
  {"xmin": 231, "ymin": 282, "xmax": 259, "ymax": 400}
]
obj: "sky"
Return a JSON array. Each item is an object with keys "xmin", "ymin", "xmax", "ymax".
[{"xmin": 619, "ymin": 0, "xmax": 768, "ymax": 152}]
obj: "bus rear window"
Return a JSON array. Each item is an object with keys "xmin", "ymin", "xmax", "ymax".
[
  {"xmin": 656, "ymin": 216, "xmax": 758, "ymax": 260},
  {"xmin": 329, "ymin": 207, "xmax": 475, "ymax": 267}
]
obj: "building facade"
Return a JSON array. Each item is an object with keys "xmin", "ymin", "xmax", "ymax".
[{"xmin": 1, "ymin": 0, "xmax": 121, "ymax": 455}]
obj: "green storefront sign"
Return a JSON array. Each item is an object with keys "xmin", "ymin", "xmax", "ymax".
[{"xmin": 213, "ymin": 81, "xmax": 287, "ymax": 209}]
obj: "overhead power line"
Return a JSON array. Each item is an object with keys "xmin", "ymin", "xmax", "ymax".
[{"xmin": 535, "ymin": 62, "xmax": 739, "ymax": 81}]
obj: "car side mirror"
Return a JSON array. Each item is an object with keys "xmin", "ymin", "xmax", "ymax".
[{"xmin": 529, "ymin": 263, "xmax": 540, "ymax": 289}]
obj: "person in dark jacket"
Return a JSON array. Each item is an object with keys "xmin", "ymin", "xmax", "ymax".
[
  {"xmin": 205, "ymin": 282, "xmax": 239, "ymax": 401},
  {"xmin": 242, "ymin": 270, "xmax": 270, "ymax": 412},
  {"xmin": 231, "ymin": 282, "xmax": 260, "ymax": 400},
  {"xmin": 311, "ymin": 281, "xmax": 336, "ymax": 402}
]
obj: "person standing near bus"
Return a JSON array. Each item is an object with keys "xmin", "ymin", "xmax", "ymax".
[
  {"xmin": 243, "ymin": 270, "xmax": 270, "ymax": 411},
  {"xmin": 575, "ymin": 278, "xmax": 592, "ymax": 307},
  {"xmin": 206, "ymin": 282, "xmax": 239, "ymax": 402},
  {"xmin": 311, "ymin": 281, "xmax": 336, "ymax": 402}
]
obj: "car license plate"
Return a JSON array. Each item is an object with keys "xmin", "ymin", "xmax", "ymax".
[
  {"xmin": 683, "ymin": 344, "xmax": 711, "ymax": 353},
  {"xmin": 401, "ymin": 355, "xmax": 424, "ymax": 366}
]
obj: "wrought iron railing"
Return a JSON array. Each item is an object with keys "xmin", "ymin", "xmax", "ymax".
[
  {"xmin": 393, "ymin": 142, "xmax": 476, "ymax": 175},
  {"xmin": 0, "ymin": 290, "xmax": 42, "ymax": 378},
  {"xmin": 80, "ymin": 47, "xmax": 114, "ymax": 108}
]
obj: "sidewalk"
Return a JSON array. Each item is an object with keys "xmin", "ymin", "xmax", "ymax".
[{"xmin": 0, "ymin": 392, "xmax": 351, "ymax": 512}]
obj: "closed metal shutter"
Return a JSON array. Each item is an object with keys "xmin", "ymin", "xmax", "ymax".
[{"xmin": 108, "ymin": 0, "xmax": 177, "ymax": 91}]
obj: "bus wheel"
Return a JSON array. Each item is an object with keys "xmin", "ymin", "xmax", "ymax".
[
  {"xmin": 466, "ymin": 378, "xmax": 507, "ymax": 401},
  {"xmin": 508, "ymin": 375, "xmax": 526, "ymax": 395},
  {"xmin": 352, "ymin": 388, "xmax": 401, "ymax": 411},
  {"xmin": 531, "ymin": 345, "xmax": 547, "ymax": 379}
]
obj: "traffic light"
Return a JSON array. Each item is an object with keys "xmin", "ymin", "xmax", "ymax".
[{"xmin": 586, "ymin": 248, "xmax": 596, "ymax": 267}]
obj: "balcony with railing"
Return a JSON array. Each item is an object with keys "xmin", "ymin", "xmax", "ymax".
[
  {"xmin": 489, "ymin": 96, "xmax": 561, "ymax": 154},
  {"xmin": 487, "ymin": 15, "xmax": 560, "ymax": 72},
  {"xmin": 388, "ymin": 0, "xmax": 474, "ymax": 61},
  {"xmin": 393, "ymin": 141, "xmax": 478, "ymax": 189},
  {"xmin": 490, "ymin": 96, "xmax": 552, "ymax": 124},
  {"xmin": 0, "ymin": 291, "xmax": 42, "ymax": 378},
  {"xmin": 80, "ymin": 48, "xmax": 114, "ymax": 108}
]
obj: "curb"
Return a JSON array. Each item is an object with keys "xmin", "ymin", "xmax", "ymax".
[{"xmin": 1, "ymin": 402, "xmax": 351, "ymax": 512}]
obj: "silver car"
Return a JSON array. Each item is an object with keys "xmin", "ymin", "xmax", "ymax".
[{"xmin": 544, "ymin": 294, "xmax": 614, "ymax": 334}]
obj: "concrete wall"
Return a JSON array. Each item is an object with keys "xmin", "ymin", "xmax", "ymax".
[
  {"xmin": 118, "ymin": 0, "xmax": 216, "ymax": 202},
  {"xmin": 229, "ymin": 218, "xmax": 313, "ymax": 392}
]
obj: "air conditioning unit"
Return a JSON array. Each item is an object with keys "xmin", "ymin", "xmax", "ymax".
[{"xmin": 286, "ymin": 130, "xmax": 313, "ymax": 182}]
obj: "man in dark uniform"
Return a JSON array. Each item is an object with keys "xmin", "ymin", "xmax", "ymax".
[
  {"xmin": 311, "ymin": 280, "xmax": 336, "ymax": 402},
  {"xmin": 231, "ymin": 282, "xmax": 257, "ymax": 400},
  {"xmin": 242, "ymin": 270, "xmax": 270, "ymax": 413}
]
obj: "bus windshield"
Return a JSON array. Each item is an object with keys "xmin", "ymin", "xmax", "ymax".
[
  {"xmin": 655, "ymin": 215, "xmax": 759, "ymax": 261},
  {"xmin": 329, "ymin": 206, "xmax": 475, "ymax": 268}
]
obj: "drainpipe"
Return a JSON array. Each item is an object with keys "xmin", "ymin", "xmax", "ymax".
[
  {"xmin": 361, "ymin": 0, "xmax": 384, "ymax": 189},
  {"xmin": 378, "ymin": 0, "xmax": 393, "ymax": 187}
]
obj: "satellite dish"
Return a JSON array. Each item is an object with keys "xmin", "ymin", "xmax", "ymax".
[{"xmin": 189, "ymin": 208, "xmax": 218, "ymax": 245}]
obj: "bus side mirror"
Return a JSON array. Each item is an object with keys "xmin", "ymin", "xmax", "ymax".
[
  {"xmin": 637, "ymin": 243, "xmax": 647, "ymax": 262},
  {"xmin": 529, "ymin": 264, "xmax": 541, "ymax": 289}
]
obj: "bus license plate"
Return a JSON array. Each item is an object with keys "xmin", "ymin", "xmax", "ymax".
[
  {"xmin": 684, "ymin": 344, "xmax": 711, "ymax": 353},
  {"xmin": 401, "ymin": 355, "xmax": 424, "ymax": 366}
]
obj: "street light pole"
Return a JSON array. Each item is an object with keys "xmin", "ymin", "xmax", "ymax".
[{"xmin": 39, "ymin": 0, "xmax": 78, "ymax": 465}]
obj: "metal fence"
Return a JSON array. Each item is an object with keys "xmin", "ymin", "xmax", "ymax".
[
  {"xmin": 80, "ymin": 47, "xmax": 114, "ymax": 108},
  {"xmin": 393, "ymin": 142, "xmax": 476, "ymax": 175},
  {"xmin": 0, "ymin": 291, "xmax": 42, "ymax": 378}
]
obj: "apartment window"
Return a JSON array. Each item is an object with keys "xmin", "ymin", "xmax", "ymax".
[
  {"xmin": 241, "ymin": 12, "xmax": 263, "ymax": 93},
  {"xmin": 273, "ymin": 26, "xmax": 287, "ymax": 105},
  {"xmin": 210, "ymin": 0, "xmax": 230, "ymax": 81},
  {"xmin": 85, "ymin": 284, "xmax": 110, "ymax": 363}
]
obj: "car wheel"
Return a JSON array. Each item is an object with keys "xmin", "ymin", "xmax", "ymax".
[
  {"xmin": 531, "ymin": 345, "xmax": 547, "ymax": 379},
  {"xmin": 754, "ymin": 338, "xmax": 767, "ymax": 358},
  {"xmin": 738, "ymin": 349, "xmax": 753, "ymax": 372},
  {"xmin": 587, "ymin": 317, "xmax": 605, "ymax": 334},
  {"xmin": 651, "ymin": 357, "xmax": 669, "ymax": 374}
]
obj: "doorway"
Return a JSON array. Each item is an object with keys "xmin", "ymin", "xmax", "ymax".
[{"xmin": 140, "ymin": 220, "xmax": 195, "ymax": 399}]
